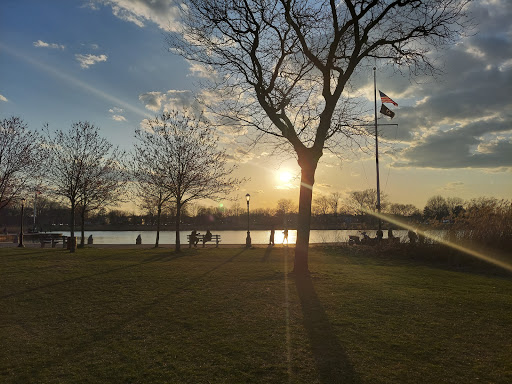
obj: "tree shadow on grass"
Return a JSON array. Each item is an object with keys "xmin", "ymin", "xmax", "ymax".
[
  {"xmin": 0, "ymin": 250, "xmax": 187, "ymax": 299},
  {"xmin": 7, "ymin": 248, "xmax": 250, "ymax": 382},
  {"xmin": 295, "ymin": 274, "xmax": 359, "ymax": 384}
]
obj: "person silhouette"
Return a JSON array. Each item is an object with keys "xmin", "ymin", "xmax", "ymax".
[
  {"xmin": 190, "ymin": 230, "xmax": 200, "ymax": 247},
  {"xmin": 408, "ymin": 230, "xmax": 418, "ymax": 244},
  {"xmin": 203, "ymin": 230, "xmax": 212, "ymax": 245},
  {"xmin": 269, "ymin": 227, "xmax": 275, "ymax": 245},
  {"xmin": 283, "ymin": 229, "xmax": 288, "ymax": 244}
]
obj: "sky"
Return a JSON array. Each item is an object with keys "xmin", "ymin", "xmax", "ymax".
[{"xmin": 1, "ymin": 0, "xmax": 510, "ymax": 212}]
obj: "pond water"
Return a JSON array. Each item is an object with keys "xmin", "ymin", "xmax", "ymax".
[{"xmin": 52, "ymin": 229, "xmax": 418, "ymax": 245}]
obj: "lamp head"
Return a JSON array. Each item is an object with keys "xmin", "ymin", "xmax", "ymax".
[{"xmin": 245, "ymin": 193, "xmax": 250, "ymax": 202}]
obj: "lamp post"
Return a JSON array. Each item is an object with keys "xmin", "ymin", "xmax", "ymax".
[
  {"xmin": 245, "ymin": 193, "xmax": 251, "ymax": 248},
  {"xmin": 18, "ymin": 198, "xmax": 25, "ymax": 248}
]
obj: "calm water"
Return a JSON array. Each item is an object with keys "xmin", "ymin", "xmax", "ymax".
[{"xmin": 55, "ymin": 229, "xmax": 414, "ymax": 245}]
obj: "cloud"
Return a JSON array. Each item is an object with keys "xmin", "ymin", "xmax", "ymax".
[
  {"xmin": 275, "ymin": 182, "xmax": 298, "ymax": 190},
  {"xmin": 91, "ymin": 0, "xmax": 182, "ymax": 31},
  {"xmin": 440, "ymin": 182, "xmax": 465, "ymax": 192},
  {"xmin": 164, "ymin": 90, "xmax": 201, "ymax": 113},
  {"xmin": 138, "ymin": 89, "xmax": 205, "ymax": 118},
  {"xmin": 81, "ymin": 1, "xmax": 100, "ymax": 10},
  {"xmin": 138, "ymin": 91, "xmax": 167, "ymax": 111},
  {"xmin": 225, "ymin": 147, "xmax": 255, "ymax": 164},
  {"xmin": 0, "ymin": 94, "xmax": 7, "ymax": 102},
  {"xmin": 186, "ymin": 61, "xmax": 217, "ymax": 80},
  {"xmin": 33, "ymin": 40, "xmax": 65, "ymax": 49},
  {"xmin": 375, "ymin": 0, "xmax": 512, "ymax": 171},
  {"xmin": 75, "ymin": 53, "xmax": 108, "ymax": 69},
  {"xmin": 394, "ymin": 125, "xmax": 512, "ymax": 169},
  {"xmin": 109, "ymin": 106, "xmax": 126, "ymax": 121}
]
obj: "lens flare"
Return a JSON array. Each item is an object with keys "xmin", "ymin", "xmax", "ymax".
[{"xmin": 367, "ymin": 209, "xmax": 512, "ymax": 273}]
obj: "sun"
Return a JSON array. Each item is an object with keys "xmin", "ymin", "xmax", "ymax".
[{"xmin": 279, "ymin": 171, "xmax": 293, "ymax": 183}]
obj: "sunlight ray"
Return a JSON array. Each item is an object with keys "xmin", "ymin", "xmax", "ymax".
[
  {"xmin": 367, "ymin": 210, "xmax": 512, "ymax": 273},
  {"xmin": 0, "ymin": 43, "xmax": 151, "ymax": 119},
  {"xmin": 284, "ymin": 247, "xmax": 292, "ymax": 382}
]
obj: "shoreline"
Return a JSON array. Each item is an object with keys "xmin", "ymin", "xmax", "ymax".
[{"xmin": 0, "ymin": 242, "xmax": 334, "ymax": 249}]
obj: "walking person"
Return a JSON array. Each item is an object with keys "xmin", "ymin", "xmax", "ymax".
[
  {"xmin": 283, "ymin": 229, "xmax": 288, "ymax": 244},
  {"xmin": 269, "ymin": 227, "xmax": 275, "ymax": 246}
]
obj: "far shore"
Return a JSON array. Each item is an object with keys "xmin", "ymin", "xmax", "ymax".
[{"xmin": 0, "ymin": 242, "xmax": 331, "ymax": 249}]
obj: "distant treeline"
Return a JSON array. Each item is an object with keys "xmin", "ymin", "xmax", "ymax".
[{"xmin": 2, "ymin": 194, "xmax": 510, "ymax": 235}]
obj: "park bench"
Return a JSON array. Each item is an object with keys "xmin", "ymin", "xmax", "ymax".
[
  {"xmin": 39, "ymin": 234, "xmax": 63, "ymax": 248},
  {"xmin": 187, "ymin": 234, "xmax": 221, "ymax": 248}
]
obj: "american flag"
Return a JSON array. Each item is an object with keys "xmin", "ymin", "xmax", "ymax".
[{"xmin": 379, "ymin": 90, "xmax": 398, "ymax": 106}]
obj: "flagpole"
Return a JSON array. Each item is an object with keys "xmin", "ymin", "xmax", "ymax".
[
  {"xmin": 34, "ymin": 190, "xmax": 37, "ymax": 231},
  {"xmin": 373, "ymin": 67, "xmax": 382, "ymax": 235}
]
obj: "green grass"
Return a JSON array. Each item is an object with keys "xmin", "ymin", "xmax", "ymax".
[{"xmin": 1, "ymin": 246, "xmax": 511, "ymax": 383}]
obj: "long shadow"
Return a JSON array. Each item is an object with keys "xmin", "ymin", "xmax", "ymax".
[
  {"xmin": 0, "ymin": 249, "xmax": 187, "ymax": 299},
  {"xmin": 192, "ymin": 247, "xmax": 247, "ymax": 280},
  {"xmin": 295, "ymin": 274, "xmax": 359, "ymax": 383},
  {"xmin": 14, "ymin": 247, "xmax": 249, "ymax": 380},
  {"xmin": 261, "ymin": 245, "xmax": 273, "ymax": 262},
  {"xmin": 0, "ymin": 250, "xmax": 54, "ymax": 262}
]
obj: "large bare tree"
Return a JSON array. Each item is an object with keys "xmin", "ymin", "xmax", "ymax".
[
  {"xmin": 0, "ymin": 117, "xmax": 42, "ymax": 210},
  {"xmin": 133, "ymin": 111, "xmax": 244, "ymax": 252},
  {"xmin": 44, "ymin": 122, "xmax": 125, "ymax": 252},
  {"xmin": 169, "ymin": 0, "xmax": 471, "ymax": 274}
]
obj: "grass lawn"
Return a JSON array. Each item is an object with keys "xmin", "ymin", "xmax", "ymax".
[{"xmin": 1, "ymin": 245, "xmax": 511, "ymax": 383}]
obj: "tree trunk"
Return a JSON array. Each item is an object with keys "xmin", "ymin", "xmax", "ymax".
[
  {"xmin": 70, "ymin": 201, "xmax": 76, "ymax": 253},
  {"xmin": 293, "ymin": 160, "xmax": 317, "ymax": 275},
  {"xmin": 79, "ymin": 207, "xmax": 85, "ymax": 248},
  {"xmin": 155, "ymin": 204, "xmax": 161, "ymax": 247},
  {"xmin": 175, "ymin": 201, "xmax": 181, "ymax": 252}
]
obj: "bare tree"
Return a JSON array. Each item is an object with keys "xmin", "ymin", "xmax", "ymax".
[
  {"xmin": 229, "ymin": 201, "xmax": 242, "ymax": 218},
  {"xmin": 423, "ymin": 195, "xmax": 449, "ymax": 221},
  {"xmin": 134, "ymin": 111, "xmax": 245, "ymax": 252},
  {"xmin": 276, "ymin": 198, "xmax": 295, "ymax": 227},
  {"xmin": 276, "ymin": 198, "xmax": 295, "ymax": 215},
  {"xmin": 170, "ymin": 0, "xmax": 470, "ymax": 274},
  {"xmin": 77, "ymin": 143, "xmax": 127, "ymax": 247},
  {"xmin": 347, "ymin": 188, "xmax": 388, "ymax": 215},
  {"xmin": 43, "ymin": 122, "xmax": 124, "ymax": 252},
  {"xmin": 328, "ymin": 192, "xmax": 342, "ymax": 216},
  {"xmin": 131, "ymin": 152, "xmax": 175, "ymax": 247},
  {"xmin": 0, "ymin": 117, "xmax": 42, "ymax": 210},
  {"xmin": 446, "ymin": 196, "xmax": 465, "ymax": 218},
  {"xmin": 313, "ymin": 195, "xmax": 330, "ymax": 216},
  {"xmin": 388, "ymin": 203, "xmax": 420, "ymax": 217}
]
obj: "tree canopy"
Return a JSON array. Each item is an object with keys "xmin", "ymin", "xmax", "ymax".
[
  {"xmin": 0, "ymin": 117, "xmax": 42, "ymax": 210},
  {"xmin": 43, "ymin": 122, "xmax": 126, "ymax": 252},
  {"xmin": 133, "ymin": 111, "xmax": 244, "ymax": 251},
  {"xmin": 169, "ymin": 0, "xmax": 471, "ymax": 274}
]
